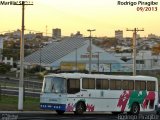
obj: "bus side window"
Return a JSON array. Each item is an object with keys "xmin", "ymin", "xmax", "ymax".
[
  {"xmin": 147, "ymin": 81, "xmax": 155, "ymax": 91},
  {"xmin": 135, "ymin": 81, "xmax": 141, "ymax": 90},
  {"xmin": 135, "ymin": 81, "xmax": 146, "ymax": 90},
  {"xmin": 122, "ymin": 80, "xmax": 134, "ymax": 90},
  {"xmin": 116, "ymin": 80, "xmax": 121, "ymax": 90},
  {"xmin": 128, "ymin": 81, "xmax": 134, "ymax": 90},
  {"xmin": 110, "ymin": 80, "xmax": 116, "ymax": 90},
  {"xmin": 82, "ymin": 78, "xmax": 95, "ymax": 89},
  {"xmin": 102, "ymin": 79, "xmax": 109, "ymax": 89},
  {"xmin": 96, "ymin": 79, "xmax": 109, "ymax": 90},
  {"xmin": 67, "ymin": 79, "xmax": 80, "ymax": 94},
  {"xmin": 141, "ymin": 81, "xmax": 146, "ymax": 90},
  {"xmin": 122, "ymin": 80, "xmax": 128, "ymax": 90},
  {"xmin": 110, "ymin": 80, "xmax": 121, "ymax": 90}
]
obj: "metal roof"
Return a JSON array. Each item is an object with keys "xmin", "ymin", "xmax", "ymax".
[{"xmin": 24, "ymin": 37, "xmax": 86, "ymax": 64}]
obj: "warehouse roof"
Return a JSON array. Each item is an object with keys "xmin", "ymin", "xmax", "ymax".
[{"xmin": 24, "ymin": 37, "xmax": 86, "ymax": 64}]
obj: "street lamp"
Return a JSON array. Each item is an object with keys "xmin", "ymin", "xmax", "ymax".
[{"xmin": 87, "ymin": 29, "xmax": 96, "ymax": 74}]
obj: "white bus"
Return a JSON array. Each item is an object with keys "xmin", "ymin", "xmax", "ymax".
[{"xmin": 40, "ymin": 73, "xmax": 158, "ymax": 115}]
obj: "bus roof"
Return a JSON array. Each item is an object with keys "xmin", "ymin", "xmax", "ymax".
[{"xmin": 44, "ymin": 73, "xmax": 157, "ymax": 81}]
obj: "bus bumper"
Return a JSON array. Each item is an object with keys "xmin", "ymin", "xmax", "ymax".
[{"xmin": 40, "ymin": 103, "xmax": 66, "ymax": 111}]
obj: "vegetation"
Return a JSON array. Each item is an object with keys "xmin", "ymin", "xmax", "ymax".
[
  {"xmin": 0, "ymin": 95, "xmax": 40, "ymax": 111},
  {"xmin": 28, "ymin": 65, "xmax": 46, "ymax": 73},
  {"xmin": 152, "ymin": 44, "xmax": 160, "ymax": 55},
  {"xmin": 93, "ymin": 37, "xmax": 118, "ymax": 49},
  {"xmin": 27, "ymin": 65, "xmax": 47, "ymax": 80},
  {"xmin": 0, "ymin": 63, "xmax": 12, "ymax": 74},
  {"xmin": 2, "ymin": 39, "xmax": 42, "ymax": 61}
]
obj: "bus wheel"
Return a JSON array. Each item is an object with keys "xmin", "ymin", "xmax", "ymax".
[
  {"xmin": 75, "ymin": 102, "xmax": 85, "ymax": 115},
  {"xmin": 56, "ymin": 110, "xmax": 65, "ymax": 115},
  {"xmin": 130, "ymin": 103, "xmax": 140, "ymax": 115}
]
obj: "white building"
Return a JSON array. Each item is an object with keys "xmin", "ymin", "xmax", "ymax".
[
  {"xmin": 148, "ymin": 33, "xmax": 158, "ymax": 39},
  {"xmin": 71, "ymin": 31, "xmax": 83, "ymax": 38},
  {"xmin": 13, "ymin": 29, "xmax": 21, "ymax": 38},
  {"xmin": 115, "ymin": 30, "xmax": 123, "ymax": 40},
  {"xmin": 117, "ymin": 50, "xmax": 160, "ymax": 70},
  {"xmin": 3, "ymin": 57, "xmax": 13, "ymax": 66},
  {"xmin": 52, "ymin": 28, "xmax": 61, "ymax": 38},
  {"xmin": 24, "ymin": 37, "xmax": 125, "ymax": 72},
  {"xmin": 136, "ymin": 51, "xmax": 160, "ymax": 70}
]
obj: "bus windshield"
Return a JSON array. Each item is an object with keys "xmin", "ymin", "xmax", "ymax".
[{"xmin": 42, "ymin": 77, "xmax": 66, "ymax": 93}]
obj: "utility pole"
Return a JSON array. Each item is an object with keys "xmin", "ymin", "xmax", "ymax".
[
  {"xmin": 126, "ymin": 28, "xmax": 144, "ymax": 76},
  {"xmin": 18, "ymin": 1, "xmax": 33, "ymax": 111},
  {"xmin": 87, "ymin": 29, "xmax": 96, "ymax": 74}
]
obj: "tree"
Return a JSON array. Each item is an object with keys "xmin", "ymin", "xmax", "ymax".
[
  {"xmin": 0, "ymin": 63, "xmax": 11, "ymax": 74},
  {"xmin": 28, "ymin": 65, "xmax": 45, "ymax": 73},
  {"xmin": 152, "ymin": 44, "xmax": 160, "ymax": 55}
]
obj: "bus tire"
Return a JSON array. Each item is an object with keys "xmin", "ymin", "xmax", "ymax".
[
  {"xmin": 56, "ymin": 110, "xmax": 65, "ymax": 115},
  {"xmin": 130, "ymin": 103, "xmax": 140, "ymax": 115},
  {"xmin": 75, "ymin": 102, "xmax": 86, "ymax": 115}
]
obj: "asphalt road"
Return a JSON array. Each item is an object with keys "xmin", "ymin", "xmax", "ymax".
[
  {"xmin": 0, "ymin": 112, "xmax": 159, "ymax": 120},
  {"xmin": 1, "ymin": 88, "xmax": 40, "ymax": 97},
  {"xmin": 0, "ymin": 76, "xmax": 41, "ymax": 97},
  {"xmin": 0, "ymin": 76, "xmax": 42, "ymax": 89}
]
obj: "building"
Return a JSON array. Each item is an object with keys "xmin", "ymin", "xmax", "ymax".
[
  {"xmin": 3, "ymin": 57, "xmax": 13, "ymax": 66},
  {"xmin": 13, "ymin": 29, "xmax": 21, "ymax": 38},
  {"xmin": 117, "ymin": 50, "xmax": 160, "ymax": 70},
  {"xmin": 36, "ymin": 33, "xmax": 43, "ymax": 38},
  {"xmin": 24, "ymin": 32, "xmax": 36, "ymax": 40},
  {"xmin": 148, "ymin": 33, "xmax": 158, "ymax": 39},
  {"xmin": 71, "ymin": 31, "xmax": 83, "ymax": 37},
  {"xmin": 24, "ymin": 37, "xmax": 126, "ymax": 72},
  {"xmin": 52, "ymin": 28, "xmax": 61, "ymax": 38},
  {"xmin": 115, "ymin": 30, "xmax": 123, "ymax": 40}
]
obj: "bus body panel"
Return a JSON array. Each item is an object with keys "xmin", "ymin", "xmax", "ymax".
[
  {"xmin": 40, "ymin": 73, "xmax": 158, "ymax": 113},
  {"xmin": 65, "ymin": 90, "xmax": 158, "ymax": 112},
  {"xmin": 40, "ymin": 93, "xmax": 67, "ymax": 111}
]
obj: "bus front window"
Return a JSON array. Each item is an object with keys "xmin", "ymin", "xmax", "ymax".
[{"xmin": 42, "ymin": 77, "xmax": 66, "ymax": 93}]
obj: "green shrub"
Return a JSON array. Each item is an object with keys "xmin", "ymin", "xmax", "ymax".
[
  {"xmin": 28, "ymin": 65, "xmax": 45, "ymax": 73},
  {"xmin": 0, "ymin": 63, "xmax": 11, "ymax": 74}
]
